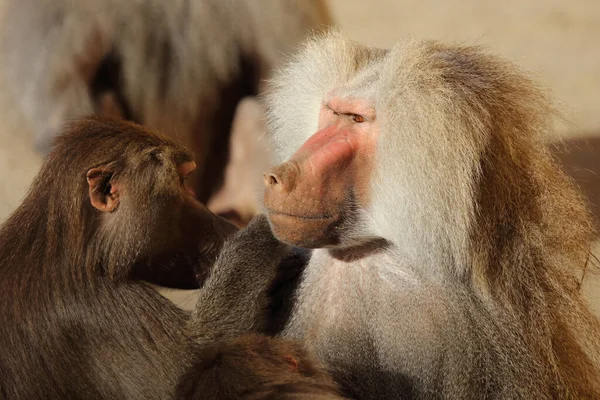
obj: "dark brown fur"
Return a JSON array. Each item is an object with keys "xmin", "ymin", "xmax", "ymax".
[
  {"xmin": 0, "ymin": 117, "xmax": 330, "ymax": 399},
  {"xmin": 0, "ymin": 116, "xmax": 231, "ymax": 398}
]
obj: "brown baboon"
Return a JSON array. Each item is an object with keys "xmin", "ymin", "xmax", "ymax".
[
  {"xmin": 0, "ymin": 0, "xmax": 332, "ymax": 211},
  {"xmin": 178, "ymin": 334, "xmax": 345, "ymax": 399},
  {"xmin": 257, "ymin": 32, "xmax": 600, "ymax": 398},
  {"xmin": 0, "ymin": 117, "xmax": 328, "ymax": 399}
]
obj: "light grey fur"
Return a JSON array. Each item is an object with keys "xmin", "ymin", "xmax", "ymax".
[{"xmin": 263, "ymin": 32, "xmax": 600, "ymax": 398}]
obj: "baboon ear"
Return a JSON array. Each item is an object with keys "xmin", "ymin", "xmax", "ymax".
[{"xmin": 86, "ymin": 167, "xmax": 120, "ymax": 212}]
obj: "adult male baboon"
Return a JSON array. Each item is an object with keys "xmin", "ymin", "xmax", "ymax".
[
  {"xmin": 258, "ymin": 32, "xmax": 600, "ymax": 398},
  {"xmin": 0, "ymin": 117, "xmax": 333, "ymax": 399},
  {"xmin": 0, "ymin": 0, "xmax": 332, "ymax": 207}
]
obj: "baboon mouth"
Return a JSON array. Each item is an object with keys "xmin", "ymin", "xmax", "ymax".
[{"xmin": 267, "ymin": 210, "xmax": 335, "ymax": 221}]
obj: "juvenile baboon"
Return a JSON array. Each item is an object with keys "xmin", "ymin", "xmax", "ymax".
[
  {"xmin": 0, "ymin": 117, "xmax": 326, "ymax": 399},
  {"xmin": 0, "ymin": 0, "xmax": 332, "ymax": 207},
  {"xmin": 258, "ymin": 32, "xmax": 600, "ymax": 398},
  {"xmin": 178, "ymin": 334, "xmax": 345, "ymax": 399}
]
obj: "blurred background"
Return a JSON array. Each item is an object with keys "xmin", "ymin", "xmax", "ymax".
[{"xmin": 0, "ymin": 0, "xmax": 598, "ymax": 312}]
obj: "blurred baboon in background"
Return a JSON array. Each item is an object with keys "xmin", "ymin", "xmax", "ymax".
[{"xmin": 0, "ymin": 0, "xmax": 332, "ymax": 221}]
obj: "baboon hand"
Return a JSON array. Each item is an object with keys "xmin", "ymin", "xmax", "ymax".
[{"xmin": 233, "ymin": 214, "xmax": 292, "ymax": 258}]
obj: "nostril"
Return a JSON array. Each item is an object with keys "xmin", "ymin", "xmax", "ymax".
[
  {"xmin": 263, "ymin": 172, "xmax": 281, "ymax": 187},
  {"xmin": 264, "ymin": 163, "xmax": 298, "ymax": 193}
]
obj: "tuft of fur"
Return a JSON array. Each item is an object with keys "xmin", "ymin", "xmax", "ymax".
[
  {"xmin": 178, "ymin": 334, "xmax": 345, "ymax": 399},
  {"xmin": 266, "ymin": 32, "xmax": 600, "ymax": 398}
]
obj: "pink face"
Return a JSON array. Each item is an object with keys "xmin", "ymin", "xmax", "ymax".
[{"xmin": 264, "ymin": 96, "xmax": 378, "ymax": 248}]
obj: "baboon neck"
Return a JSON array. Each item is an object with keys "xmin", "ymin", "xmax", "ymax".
[
  {"xmin": 0, "ymin": 189, "xmax": 95, "ymax": 284},
  {"xmin": 328, "ymin": 237, "xmax": 391, "ymax": 262}
]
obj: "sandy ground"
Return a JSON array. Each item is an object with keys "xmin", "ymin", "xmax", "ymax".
[{"xmin": 0, "ymin": 0, "xmax": 599, "ymax": 313}]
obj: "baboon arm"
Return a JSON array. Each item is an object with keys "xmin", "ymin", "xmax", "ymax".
[{"xmin": 188, "ymin": 215, "xmax": 290, "ymax": 344}]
